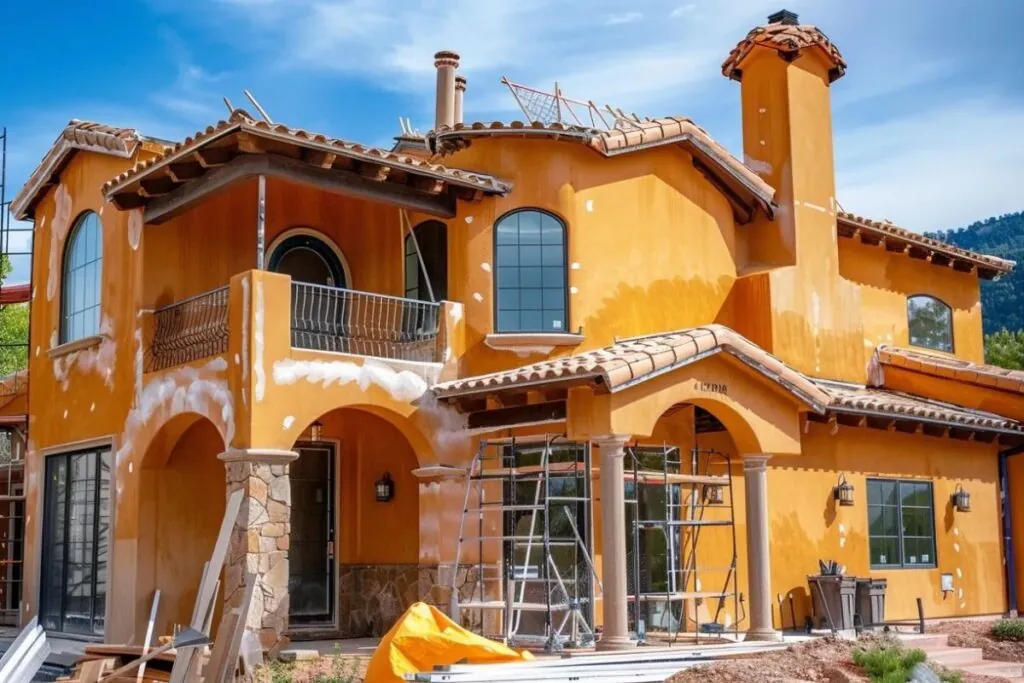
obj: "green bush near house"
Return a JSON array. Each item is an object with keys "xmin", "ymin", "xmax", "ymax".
[
  {"xmin": 992, "ymin": 618, "xmax": 1024, "ymax": 641},
  {"xmin": 852, "ymin": 643, "xmax": 961, "ymax": 683}
]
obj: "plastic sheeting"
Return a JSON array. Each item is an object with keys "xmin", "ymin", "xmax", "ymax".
[{"xmin": 365, "ymin": 602, "xmax": 534, "ymax": 683}]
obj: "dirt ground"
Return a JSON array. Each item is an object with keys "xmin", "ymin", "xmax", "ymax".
[
  {"xmin": 666, "ymin": 635, "xmax": 1007, "ymax": 683},
  {"xmin": 932, "ymin": 621, "xmax": 1024, "ymax": 663}
]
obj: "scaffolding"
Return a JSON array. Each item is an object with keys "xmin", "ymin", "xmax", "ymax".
[
  {"xmin": 626, "ymin": 445, "xmax": 741, "ymax": 644},
  {"xmin": 0, "ymin": 126, "xmax": 28, "ymax": 627},
  {"xmin": 450, "ymin": 435, "xmax": 599, "ymax": 651}
]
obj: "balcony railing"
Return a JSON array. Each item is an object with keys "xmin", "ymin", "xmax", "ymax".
[
  {"xmin": 291, "ymin": 282, "xmax": 443, "ymax": 363},
  {"xmin": 148, "ymin": 286, "xmax": 229, "ymax": 371}
]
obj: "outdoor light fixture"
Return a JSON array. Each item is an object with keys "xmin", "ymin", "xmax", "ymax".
[
  {"xmin": 308, "ymin": 420, "xmax": 324, "ymax": 443},
  {"xmin": 376, "ymin": 472, "xmax": 395, "ymax": 502},
  {"xmin": 951, "ymin": 483, "xmax": 971, "ymax": 513},
  {"xmin": 833, "ymin": 474, "xmax": 855, "ymax": 507},
  {"xmin": 704, "ymin": 483, "xmax": 725, "ymax": 505}
]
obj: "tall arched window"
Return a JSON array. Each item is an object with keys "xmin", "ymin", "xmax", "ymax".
[
  {"xmin": 405, "ymin": 220, "xmax": 447, "ymax": 301},
  {"xmin": 907, "ymin": 295, "xmax": 953, "ymax": 353},
  {"xmin": 494, "ymin": 209, "xmax": 567, "ymax": 333},
  {"xmin": 61, "ymin": 211, "xmax": 103, "ymax": 343}
]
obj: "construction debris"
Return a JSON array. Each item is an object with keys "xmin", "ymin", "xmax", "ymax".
[{"xmin": 0, "ymin": 617, "xmax": 49, "ymax": 683}]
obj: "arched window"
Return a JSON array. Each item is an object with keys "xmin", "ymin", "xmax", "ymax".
[
  {"xmin": 61, "ymin": 211, "xmax": 103, "ymax": 343},
  {"xmin": 907, "ymin": 295, "xmax": 953, "ymax": 353},
  {"xmin": 405, "ymin": 220, "xmax": 447, "ymax": 301},
  {"xmin": 268, "ymin": 231, "xmax": 348, "ymax": 288},
  {"xmin": 494, "ymin": 209, "xmax": 567, "ymax": 333}
]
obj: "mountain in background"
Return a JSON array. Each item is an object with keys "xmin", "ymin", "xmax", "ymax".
[{"xmin": 927, "ymin": 211, "xmax": 1024, "ymax": 335}]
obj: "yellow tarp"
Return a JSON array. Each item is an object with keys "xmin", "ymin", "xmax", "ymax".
[{"xmin": 365, "ymin": 602, "xmax": 535, "ymax": 683}]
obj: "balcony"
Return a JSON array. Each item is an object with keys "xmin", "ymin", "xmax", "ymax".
[{"xmin": 146, "ymin": 275, "xmax": 453, "ymax": 373}]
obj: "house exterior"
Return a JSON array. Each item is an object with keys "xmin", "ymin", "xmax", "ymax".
[{"xmin": 6, "ymin": 10, "xmax": 1024, "ymax": 655}]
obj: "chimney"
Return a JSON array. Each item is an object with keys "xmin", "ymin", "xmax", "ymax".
[
  {"xmin": 454, "ymin": 75, "xmax": 467, "ymax": 125},
  {"xmin": 433, "ymin": 50, "xmax": 460, "ymax": 130}
]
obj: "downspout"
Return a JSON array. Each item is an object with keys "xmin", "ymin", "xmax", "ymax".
[{"xmin": 1000, "ymin": 443, "xmax": 1024, "ymax": 617}]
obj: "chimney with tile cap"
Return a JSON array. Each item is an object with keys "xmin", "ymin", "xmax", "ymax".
[
  {"xmin": 434, "ymin": 50, "xmax": 460, "ymax": 130},
  {"xmin": 454, "ymin": 75, "xmax": 467, "ymax": 125}
]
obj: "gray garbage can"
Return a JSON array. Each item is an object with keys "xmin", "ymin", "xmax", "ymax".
[
  {"xmin": 808, "ymin": 575, "xmax": 857, "ymax": 631},
  {"xmin": 855, "ymin": 578, "xmax": 887, "ymax": 629}
]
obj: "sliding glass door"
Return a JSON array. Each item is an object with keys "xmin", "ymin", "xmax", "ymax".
[{"xmin": 40, "ymin": 448, "xmax": 111, "ymax": 636}]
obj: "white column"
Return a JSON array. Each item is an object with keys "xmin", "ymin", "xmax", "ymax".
[
  {"xmin": 595, "ymin": 436, "xmax": 636, "ymax": 650},
  {"xmin": 743, "ymin": 454, "xmax": 781, "ymax": 641}
]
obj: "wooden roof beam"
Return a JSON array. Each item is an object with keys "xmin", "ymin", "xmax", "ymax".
[
  {"xmin": 304, "ymin": 149, "xmax": 338, "ymax": 169},
  {"xmin": 167, "ymin": 162, "xmax": 204, "ymax": 183},
  {"xmin": 194, "ymin": 146, "xmax": 235, "ymax": 168}
]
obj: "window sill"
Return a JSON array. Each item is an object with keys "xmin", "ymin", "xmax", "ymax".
[
  {"xmin": 485, "ymin": 332, "xmax": 584, "ymax": 351},
  {"xmin": 47, "ymin": 334, "xmax": 107, "ymax": 360}
]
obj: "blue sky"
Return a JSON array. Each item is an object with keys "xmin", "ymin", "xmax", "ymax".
[{"xmin": 1, "ymin": 0, "xmax": 1023, "ymax": 284}]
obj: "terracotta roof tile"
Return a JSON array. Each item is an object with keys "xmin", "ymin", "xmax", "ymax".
[
  {"xmin": 722, "ymin": 22, "xmax": 846, "ymax": 83},
  {"xmin": 11, "ymin": 120, "xmax": 159, "ymax": 220},
  {"xmin": 103, "ymin": 110, "xmax": 510, "ymax": 199},
  {"xmin": 837, "ymin": 212, "xmax": 1014, "ymax": 279},
  {"xmin": 428, "ymin": 117, "xmax": 775, "ymax": 218},
  {"xmin": 814, "ymin": 378, "xmax": 1024, "ymax": 435},
  {"xmin": 872, "ymin": 345, "xmax": 1024, "ymax": 395},
  {"xmin": 432, "ymin": 324, "xmax": 830, "ymax": 410}
]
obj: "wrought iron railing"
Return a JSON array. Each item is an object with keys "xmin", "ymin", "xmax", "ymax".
[
  {"xmin": 291, "ymin": 282, "xmax": 443, "ymax": 362},
  {"xmin": 148, "ymin": 286, "xmax": 229, "ymax": 371}
]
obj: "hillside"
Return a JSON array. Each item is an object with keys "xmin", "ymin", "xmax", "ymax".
[{"xmin": 927, "ymin": 211, "xmax": 1024, "ymax": 335}]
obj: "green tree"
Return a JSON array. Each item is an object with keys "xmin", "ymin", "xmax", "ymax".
[
  {"xmin": 985, "ymin": 329, "xmax": 1024, "ymax": 371},
  {"xmin": 0, "ymin": 254, "xmax": 28, "ymax": 378}
]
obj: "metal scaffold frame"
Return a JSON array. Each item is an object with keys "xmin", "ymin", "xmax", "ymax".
[
  {"xmin": 450, "ymin": 435, "xmax": 600, "ymax": 651},
  {"xmin": 626, "ymin": 445, "xmax": 741, "ymax": 644}
]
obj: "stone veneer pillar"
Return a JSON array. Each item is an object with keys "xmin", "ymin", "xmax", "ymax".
[
  {"xmin": 219, "ymin": 448, "xmax": 298, "ymax": 657},
  {"xmin": 595, "ymin": 436, "xmax": 636, "ymax": 651},
  {"xmin": 743, "ymin": 454, "xmax": 781, "ymax": 641}
]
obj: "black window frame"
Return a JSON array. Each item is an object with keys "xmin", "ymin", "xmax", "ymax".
[
  {"xmin": 906, "ymin": 294, "xmax": 954, "ymax": 354},
  {"xmin": 867, "ymin": 477, "xmax": 937, "ymax": 570},
  {"xmin": 493, "ymin": 208, "xmax": 569, "ymax": 334},
  {"xmin": 60, "ymin": 211, "xmax": 104, "ymax": 344},
  {"xmin": 404, "ymin": 220, "xmax": 448, "ymax": 302},
  {"xmin": 40, "ymin": 447, "xmax": 111, "ymax": 637}
]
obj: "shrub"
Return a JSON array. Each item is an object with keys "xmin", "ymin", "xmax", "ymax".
[
  {"xmin": 853, "ymin": 644, "xmax": 926, "ymax": 683},
  {"xmin": 992, "ymin": 618, "xmax": 1024, "ymax": 641}
]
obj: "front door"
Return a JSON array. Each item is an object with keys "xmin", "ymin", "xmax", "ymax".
[{"xmin": 289, "ymin": 443, "xmax": 336, "ymax": 627}]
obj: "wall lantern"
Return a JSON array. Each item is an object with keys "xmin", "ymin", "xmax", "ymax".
[
  {"xmin": 833, "ymin": 474, "xmax": 855, "ymax": 507},
  {"xmin": 951, "ymin": 483, "xmax": 971, "ymax": 513},
  {"xmin": 376, "ymin": 472, "xmax": 395, "ymax": 502},
  {"xmin": 308, "ymin": 420, "xmax": 324, "ymax": 443},
  {"xmin": 704, "ymin": 483, "xmax": 725, "ymax": 505}
]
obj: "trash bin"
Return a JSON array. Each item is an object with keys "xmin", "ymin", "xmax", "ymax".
[
  {"xmin": 808, "ymin": 575, "xmax": 857, "ymax": 631},
  {"xmin": 855, "ymin": 578, "xmax": 887, "ymax": 629}
]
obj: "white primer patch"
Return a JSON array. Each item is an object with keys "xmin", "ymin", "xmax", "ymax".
[
  {"xmin": 953, "ymin": 542, "xmax": 960, "ymax": 552},
  {"xmin": 744, "ymin": 155, "xmax": 773, "ymax": 174},
  {"xmin": 63, "ymin": 410, "xmax": 68, "ymax": 419},
  {"xmin": 802, "ymin": 201, "xmax": 829, "ymax": 213},
  {"xmin": 472, "ymin": 292, "xmax": 483, "ymax": 302},
  {"xmin": 481, "ymin": 262, "xmax": 491, "ymax": 273},
  {"xmin": 90, "ymin": 402, "xmax": 95, "ymax": 412},
  {"xmin": 133, "ymin": 327, "xmax": 143, "ymax": 404},
  {"xmin": 570, "ymin": 286, "xmax": 579, "ymax": 295},
  {"xmin": 759, "ymin": 140, "xmax": 766, "ymax": 146},
  {"xmin": 958, "ymin": 588, "xmax": 964, "ymax": 599},
  {"xmin": 283, "ymin": 415, "xmax": 296, "ymax": 430},
  {"xmin": 34, "ymin": 347, "xmax": 39, "ymax": 357},
  {"xmin": 585, "ymin": 200, "xmax": 594, "ymax": 212},
  {"xmin": 464, "ymin": 216, "xmax": 474, "ymax": 224},
  {"xmin": 759, "ymin": 107, "xmax": 767, "ymax": 114},
  {"xmin": 953, "ymin": 528, "xmax": 960, "ymax": 536},
  {"xmin": 234, "ymin": 353, "xmax": 240, "ymax": 365},
  {"xmin": 956, "ymin": 568, "xmax": 963, "ymax": 578},
  {"xmin": 128, "ymin": 462, "xmax": 134, "ymax": 474},
  {"xmin": 571, "ymin": 262, "xmax": 581, "ymax": 270},
  {"xmin": 253, "ymin": 279, "xmax": 266, "ymax": 402},
  {"xmin": 839, "ymin": 524, "xmax": 846, "ymax": 534},
  {"xmin": 839, "ymin": 537, "xmax": 846, "ymax": 548},
  {"xmin": 272, "ymin": 357, "xmax": 429, "ymax": 403},
  {"xmin": 53, "ymin": 315, "xmax": 118, "ymax": 391},
  {"xmin": 241, "ymin": 277, "xmax": 250, "ymax": 407},
  {"xmin": 448, "ymin": 302, "xmax": 464, "ymax": 324},
  {"xmin": 47, "ymin": 188, "xmax": 72, "ymax": 302},
  {"xmin": 127, "ymin": 209, "xmax": 143, "ymax": 251}
]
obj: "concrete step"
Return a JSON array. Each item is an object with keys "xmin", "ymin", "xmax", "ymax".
[
  {"xmin": 956, "ymin": 659, "xmax": 1024, "ymax": 679},
  {"xmin": 925, "ymin": 647, "xmax": 985, "ymax": 665},
  {"xmin": 896, "ymin": 634, "xmax": 951, "ymax": 651}
]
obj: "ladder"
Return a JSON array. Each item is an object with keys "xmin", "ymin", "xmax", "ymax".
[{"xmin": 450, "ymin": 436, "xmax": 600, "ymax": 651}]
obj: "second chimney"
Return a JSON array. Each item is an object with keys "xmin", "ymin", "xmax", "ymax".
[
  {"xmin": 434, "ymin": 50, "xmax": 460, "ymax": 130},
  {"xmin": 454, "ymin": 75, "xmax": 467, "ymax": 125}
]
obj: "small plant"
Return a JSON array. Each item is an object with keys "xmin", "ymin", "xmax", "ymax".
[
  {"xmin": 992, "ymin": 618, "xmax": 1024, "ymax": 641},
  {"xmin": 853, "ymin": 643, "xmax": 926, "ymax": 683}
]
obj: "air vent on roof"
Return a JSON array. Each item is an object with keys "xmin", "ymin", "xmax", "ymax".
[{"xmin": 768, "ymin": 9, "xmax": 799, "ymax": 25}]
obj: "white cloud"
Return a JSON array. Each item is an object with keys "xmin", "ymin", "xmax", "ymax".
[
  {"xmin": 605, "ymin": 12, "xmax": 643, "ymax": 26},
  {"xmin": 670, "ymin": 4, "xmax": 696, "ymax": 17},
  {"xmin": 836, "ymin": 98, "xmax": 1024, "ymax": 233}
]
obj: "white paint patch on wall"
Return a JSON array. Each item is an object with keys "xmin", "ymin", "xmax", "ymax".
[
  {"xmin": 90, "ymin": 403, "xmax": 95, "ymax": 412},
  {"xmin": 585, "ymin": 200, "xmax": 594, "ymax": 212},
  {"xmin": 127, "ymin": 209, "xmax": 143, "ymax": 251},
  {"xmin": 52, "ymin": 315, "xmax": 118, "ymax": 391},
  {"xmin": 472, "ymin": 292, "xmax": 483, "ymax": 302},
  {"xmin": 956, "ymin": 568, "xmax": 963, "ymax": 578},
  {"xmin": 464, "ymin": 216, "xmax": 474, "ymax": 224},
  {"xmin": 744, "ymin": 155, "xmax": 773, "ymax": 174},
  {"xmin": 953, "ymin": 542, "xmax": 960, "ymax": 552},
  {"xmin": 133, "ymin": 327, "xmax": 143, "ymax": 405},
  {"xmin": 46, "ymin": 187, "xmax": 72, "ymax": 301},
  {"xmin": 234, "ymin": 353, "xmax": 240, "ymax": 365},
  {"xmin": 571, "ymin": 262, "xmax": 581, "ymax": 270},
  {"xmin": 570, "ymin": 286, "xmax": 579, "ymax": 295},
  {"xmin": 448, "ymin": 302, "xmax": 463, "ymax": 324},
  {"xmin": 480, "ymin": 262, "xmax": 491, "ymax": 273},
  {"xmin": 272, "ymin": 357, "xmax": 429, "ymax": 403},
  {"xmin": 253, "ymin": 279, "xmax": 266, "ymax": 402},
  {"xmin": 282, "ymin": 415, "xmax": 295, "ymax": 430}
]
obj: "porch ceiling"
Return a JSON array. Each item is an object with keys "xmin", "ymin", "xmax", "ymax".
[{"xmin": 102, "ymin": 109, "xmax": 512, "ymax": 224}]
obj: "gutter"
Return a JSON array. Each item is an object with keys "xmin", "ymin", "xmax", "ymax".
[{"xmin": 1001, "ymin": 443, "xmax": 1024, "ymax": 616}]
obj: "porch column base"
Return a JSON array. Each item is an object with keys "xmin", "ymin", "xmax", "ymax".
[
  {"xmin": 744, "ymin": 627, "xmax": 784, "ymax": 642},
  {"xmin": 597, "ymin": 634, "xmax": 638, "ymax": 651},
  {"xmin": 219, "ymin": 448, "xmax": 299, "ymax": 659}
]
